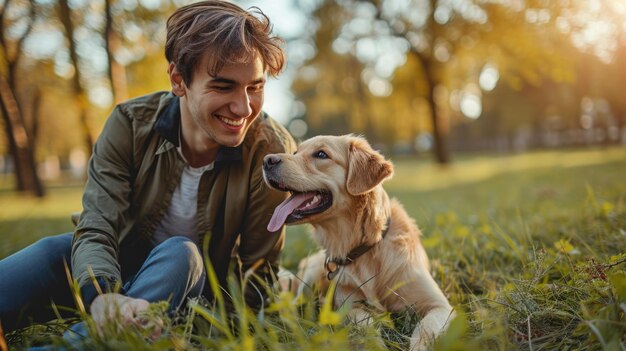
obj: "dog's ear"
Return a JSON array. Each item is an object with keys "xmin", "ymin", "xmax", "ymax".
[{"xmin": 347, "ymin": 137, "xmax": 394, "ymax": 195}]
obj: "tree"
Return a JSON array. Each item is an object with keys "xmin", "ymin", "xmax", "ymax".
[
  {"xmin": 57, "ymin": 0, "xmax": 95, "ymax": 156},
  {"xmin": 103, "ymin": 0, "xmax": 174, "ymax": 100},
  {"xmin": 291, "ymin": 1, "xmax": 423, "ymax": 149},
  {"xmin": 104, "ymin": 0, "xmax": 128, "ymax": 105},
  {"xmin": 291, "ymin": 1, "xmax": 366, "ymax": 136},
  {"xmin": 296, "ymin": 0, "xmax": 576, "ymax": 163},
  {"xmin": 101, "ymin": 0, "xmax": 175, "ymax": 105},
  {"xmin": 0, "ymin": 0, "xmax": 44, "ymax": 196},
  {"xmin": 365, "ymin": 0, "xmax": 574, "ymax": 162}
]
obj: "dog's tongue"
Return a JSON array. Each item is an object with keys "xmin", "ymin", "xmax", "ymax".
[{"xmin": 268, "ymin": 192, "xmax": 315, "ymax": 232}]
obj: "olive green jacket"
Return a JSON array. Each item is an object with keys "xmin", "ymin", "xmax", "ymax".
[{"xmin": 72, "ymin": 91, "xmax": 295, "ymax": 305}]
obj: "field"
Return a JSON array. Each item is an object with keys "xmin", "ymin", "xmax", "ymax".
[{"xmin": 1, "ymin": 147, "xmax": 626, "ymax": 350}]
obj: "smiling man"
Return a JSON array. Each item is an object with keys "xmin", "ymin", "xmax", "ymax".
[
  {"xmin": 173, "ymin": 55, "xmax": 266, "ymax": 166},
  {"xmin": 0, "ymin": 0, "xmax": 295, "ymax": 336}
]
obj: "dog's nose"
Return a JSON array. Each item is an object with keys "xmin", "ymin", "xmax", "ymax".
[{"xmin": 263, "ymin": 154, "xmax": 282, "ymax": 171}]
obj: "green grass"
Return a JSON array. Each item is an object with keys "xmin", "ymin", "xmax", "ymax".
[
  {"xmin": 0, "ymin": 181, "xmax": 83, "ymax": 259},
  {"xmin": 2, "ymin": 147, "xmax": 626, "ymax": 350}
]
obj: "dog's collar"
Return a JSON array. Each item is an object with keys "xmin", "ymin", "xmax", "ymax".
[{"xmin": 325, "ymin": 216, "xmax": 391, "ymax": 280}]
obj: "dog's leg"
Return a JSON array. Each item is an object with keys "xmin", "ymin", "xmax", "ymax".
[
  {"xmin": 276, "ymin": 266, "xmax": 296, "ymax": 293},
  {"xmin": 405, "ymin": 271, "xmax": 455, "ymax": 351},
  {"xmin": 410, "ymin": 305, "xmax": 454, "ymax": 351},
  {"xmin": 335, "ymin": 284, "xmax": 371, "ymax": 322},
  {"xmin": 296, "ymin": 250, "xmax": 329, "ymax": 298}
]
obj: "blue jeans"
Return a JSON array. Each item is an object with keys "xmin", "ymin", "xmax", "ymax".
[{"xmin": 0, "ymin": 233, "xmax": 206, "ymax": 334}]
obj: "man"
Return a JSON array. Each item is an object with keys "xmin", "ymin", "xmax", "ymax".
[{"xmin": 0, "ymin": 0, "xmax": 295, "ymax": 336}]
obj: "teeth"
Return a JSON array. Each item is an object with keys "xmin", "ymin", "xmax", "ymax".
[
  {"xmin": 302, "ymin": 195, "xmax": 320, "ymax": 210},
  {"xmin": 218, "ymin": 116, "xmax": 245, "ymax": 126}
]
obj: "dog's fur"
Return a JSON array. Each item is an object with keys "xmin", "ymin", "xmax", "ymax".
[{"xmin": 263, "ymin": 135, "xmax": 454, "ymax": 350}]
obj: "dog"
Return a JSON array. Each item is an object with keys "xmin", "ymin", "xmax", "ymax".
[{"xmin": 262, "ymin": 134, "xmax": 454, "ymax": 350}]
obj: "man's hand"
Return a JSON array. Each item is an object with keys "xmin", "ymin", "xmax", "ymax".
[{"xmin": 90, "ymin": 293, "xmax": 162, "ymax": 339}]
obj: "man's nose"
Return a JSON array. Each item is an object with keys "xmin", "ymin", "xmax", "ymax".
[
  {"xmin": 263, "ymin": 154, "xmax": 282, "ymax": 171},
  {"xmin": 230, "ymin": 91, "xmax": 253, "ymax": 117}
]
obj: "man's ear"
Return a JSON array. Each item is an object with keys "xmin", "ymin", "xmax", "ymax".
[
  {"xmin": 346, "ymin": 136, "xmax": 394, "ymax": 196},
  {"xmin": 168, "ymin": 62, "xmax": 186, "ymax": 97}
]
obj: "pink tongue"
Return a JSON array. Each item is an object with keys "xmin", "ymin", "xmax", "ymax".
[{"xmin": 267, "ymin": 192, "xmax": 315, "ymax": 232}]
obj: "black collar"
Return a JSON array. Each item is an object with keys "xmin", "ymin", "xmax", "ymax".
[
  {"xmin": 154, "ymin": 95, "xmax": 243, "ymax": 163},
  {"xmin": 325, "ymin": 216, "xmax": 392, "ymax": 280}
]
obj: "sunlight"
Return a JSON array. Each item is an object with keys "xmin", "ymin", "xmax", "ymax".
[
  {"xmin": 479, "ymin": 64, "xmax": 499, "ymax": 92},
  {"xmin": 566, "ymin": 0, "xmax": 626, "ymax": 63},
  {"xmin": 460, "ymin": 93, "xmax": 482, "ymax": 119}
]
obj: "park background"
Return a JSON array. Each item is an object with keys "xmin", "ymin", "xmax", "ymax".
[{"xmin": 1, "ymin": 0, "xmax": 625, "ymax": 350}]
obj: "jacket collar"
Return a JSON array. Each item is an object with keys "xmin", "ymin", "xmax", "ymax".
[{"xmin": 154, "ymin": 95, "xmax": 242, "ymax": 163}]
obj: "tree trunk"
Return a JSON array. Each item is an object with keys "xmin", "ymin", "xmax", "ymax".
[
  {"xmin": 104, "ymin": 0, "xmax": 128, "ymax": 105},
  {"xmin": 420, "ymin": 55, "xmax": 450, "ymax": 164},
  {"xmin": 367, "ymin": 0, "xmax": 451, "ymax": 164},
  {"xmin": 0, "ymin": 75, "xmax": 45, "ymax": 197},
  {"xmin": 31, "ymin": 87, "xmax": 42, "ymax": 144},
  {"xmin": 426, "ymin": 84, "xmax": 450, "ymax": 164},
  {"xmin": 58, "ymin": 0, "xmax": 94, "ymax": 156}
]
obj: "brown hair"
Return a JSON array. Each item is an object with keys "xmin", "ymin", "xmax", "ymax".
[{"xmin": 165, "ymin": 0, "xmax": 285, "ymax": 84}]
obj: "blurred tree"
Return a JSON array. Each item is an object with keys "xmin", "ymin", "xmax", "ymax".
[
  {"xmin": 292, "ymin": 1, "xmax": 424, "ymax": 151},
  {"xmin": 113, "ymin": 1, "xmax": 174, "ymax": 98},
  {"xmin": 295, "ymin": 0, "xmax": 576, "ymax": 163},
  {"xmin": 292, "ymin": 1, "xmax": 367, "ymax": 136},
  {"xmin": 367, "ymin": 0, "xmax": 573, "ymax": 162},
  {"xmin": 57, "ymin": 0, "xmax": 94, "ymax": 156},
  {"xmin": 0, "ymin": 0, "xmax": 177, "ymax": 192},
  {"xmin": 54, "ymin": 0, "xmax": 175, "ymax": 158},
  {"xmin": 102, "ymin": 0, "xmax": 175, "ymax": 105},
  {"xmin": 451, "ymin": 1, "xmax": 626, "ymax": 151},
  {"xmin": 607, "ymin": 32, "xmax": 626, "ymax": 132},
  {"xmin": 104, "ymin": 0, "xmax": 128, "ymax": 105},
  {"xmin": 27, "ymin": 60, "xmax": 81, "ymax": 161},
  {"xmin": 0, "ymin": 0, "xmax": 45, "ymax": 196},
  {"xmin": 594, "ymin": 3, "xmax": 626, "ymax": 135}
]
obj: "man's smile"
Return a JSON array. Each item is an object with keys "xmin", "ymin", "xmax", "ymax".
[{"xmin": 217, "ymin": 115, "xmax": 246, "ymax": 127}]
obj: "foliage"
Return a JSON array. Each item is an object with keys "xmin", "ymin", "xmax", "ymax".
[
  {"xmin": 2, "ymin": 148, "xmax": 626, "ymax": 350},
  {"xmin": 292, "ymin": 0, "xmax": 626, "ymax": 160},
  {"xmin": 1, "ymin": 0, "xmax": 624, "ymax": 174}
]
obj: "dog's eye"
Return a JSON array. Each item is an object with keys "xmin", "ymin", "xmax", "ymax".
[{"xmin": 314, "ymin": 150, "xmax": 329, "ymax": 159}]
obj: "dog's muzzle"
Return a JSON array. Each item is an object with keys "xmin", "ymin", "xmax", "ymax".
[{"xmin": 263, "ymin": 154, "xmax": 282, "ymax": 173}]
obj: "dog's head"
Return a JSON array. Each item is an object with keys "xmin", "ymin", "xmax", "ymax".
[{"xmin": 263, "ymin": 134, "xmax": 394, "ymax": 232}]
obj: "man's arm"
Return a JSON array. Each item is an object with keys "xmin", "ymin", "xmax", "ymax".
[{"xmin": 72, "ymin": 106, "xmax": 133, "ymax": 306}]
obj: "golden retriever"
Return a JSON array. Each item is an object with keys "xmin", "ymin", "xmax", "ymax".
[{"xmin": 262, "ymin": 134, "xmax": 454, "ymax": 350}]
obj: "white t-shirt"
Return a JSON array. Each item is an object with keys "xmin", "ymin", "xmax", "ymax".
[{"xmin": 153, "ymin": 148, "xmax": 214, "ymax": 245}]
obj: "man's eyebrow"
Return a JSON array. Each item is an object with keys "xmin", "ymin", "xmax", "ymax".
[
  {"xmin": 208, "ymin": 77, "xmax": 237, "ymax": 85},
  {"xmin": 208, "ymin": 77, "xmax": 266, "ymax": 85}
]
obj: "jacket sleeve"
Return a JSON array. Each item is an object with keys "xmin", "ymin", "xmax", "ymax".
[
  {"xmin": 72, "ymin": 106, "xmax": 133, "ymax": 306},
  {"xmin": 237, "ymin": 122, "xmax": 295, "ymax": 307}
]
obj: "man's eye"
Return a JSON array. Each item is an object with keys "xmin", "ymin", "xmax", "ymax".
[
  {"xmin": 314, "ymin": 150, "xmax": 328, "ymax": 159},
  {"xmin": 249, "ymin": 85, "xmax": 264, "ymax": 92}
]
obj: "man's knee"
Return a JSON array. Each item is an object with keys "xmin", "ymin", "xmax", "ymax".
[
  {"xmin": 154, "ymin": 236, "xmax": 204, "ymax": 276},
  {"xmin": 33, "ymin": 233, "xmax": 73, "ymax": 263}
]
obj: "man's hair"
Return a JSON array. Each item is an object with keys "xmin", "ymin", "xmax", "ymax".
[{"xmin": 165, "ymin": 0, "xmax": 285, "ymax": 84}]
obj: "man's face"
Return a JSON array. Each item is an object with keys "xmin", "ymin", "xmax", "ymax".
[{"xmin": 176, "ymin": 54, "xmax": 265, "ymax": 149}]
